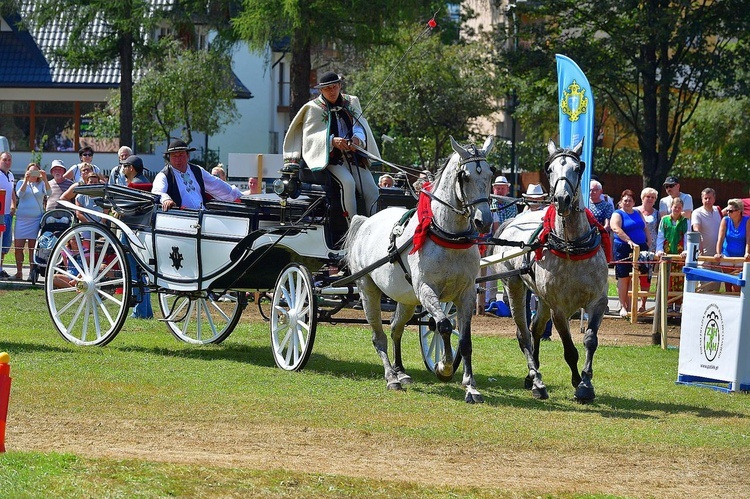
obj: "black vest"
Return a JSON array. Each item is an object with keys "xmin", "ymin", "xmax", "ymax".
[{"xmin": 161, "ymin": 163, "xmax": 209, "ymax": 207}]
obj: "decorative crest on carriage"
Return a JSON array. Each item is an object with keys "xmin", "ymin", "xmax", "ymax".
[{"xmin": 560, "ymin": 80, "xmax": 588, "ymax": 123}]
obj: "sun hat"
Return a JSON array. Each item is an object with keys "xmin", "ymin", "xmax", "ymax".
[
  {"xmin": 49, "ymin": 159, "xmax": 65, "ymax": 173},
  {"xmin": 493, "ymin": 175, "xmax": 510, "ymax": 185},
  {"xmin": 522, "ymin": 183, "xmax": 546, "ymax": 198},
  {"xmin": 314, "ymin": 71, "xmax": 342, "ymax": 89}
]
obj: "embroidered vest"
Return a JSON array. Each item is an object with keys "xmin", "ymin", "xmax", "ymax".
[{"xmin": 161, "ymin": 163, "xmax": 209, "ymax": 207}]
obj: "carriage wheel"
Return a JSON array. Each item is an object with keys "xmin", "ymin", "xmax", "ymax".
[
  {"xmin": 270, "ymin": 263, "xmax": 317, "ymax": 371},
  {"xmin": 44, "ymin": 223, "xmax": 130, "ymax": 346},
  {"xmin": 158, "ymin": 291, "xmax": 244, "ymax": 345},
  {"xmin": 418, "ymin": 301, "xmax": 462, "ymax": 377}
]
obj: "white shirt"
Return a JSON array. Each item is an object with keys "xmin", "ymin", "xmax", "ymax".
[
  {"xmin": 0, "ymin": 170, "xmax": 13, "ymax": 215},
  {"xmin": 658, "ymin": 192, "xmax": 693, "ymax": 219},
  {"xmin": 691, "ymin": 205, "xmax": 722, "ymax": 256},
  {"xmin": 67, "ymin": 162, "xmax": 101, "ymax": 182},
  {"xmin": 152, "ymin": 165, "xmax": 242, "ymax": 209}
]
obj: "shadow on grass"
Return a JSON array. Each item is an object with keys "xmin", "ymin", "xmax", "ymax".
[{"xmin": 5, "ymin": 340, "xmax": 745, "ymax": 420}]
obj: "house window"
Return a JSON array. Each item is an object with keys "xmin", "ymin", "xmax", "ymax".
[{"xmin": 0, "ymin": 100, "xmax": 116, "ymax": 152}]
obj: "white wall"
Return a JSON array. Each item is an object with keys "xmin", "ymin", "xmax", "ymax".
[{"xmin": 198, "ymin": 42, "xmax": 278, "ymax": 177}]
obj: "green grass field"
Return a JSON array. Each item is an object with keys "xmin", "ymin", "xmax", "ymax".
[{"xmin": 1, "ymin": 288, "xmax": 748, "ymax": 497}]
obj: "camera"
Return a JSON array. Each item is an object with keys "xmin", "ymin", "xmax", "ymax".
[{"xmin": 29, "ymin": 170, "xmax": 41, "ymax": 179}]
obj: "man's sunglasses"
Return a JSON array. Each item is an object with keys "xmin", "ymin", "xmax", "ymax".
[
  {"xmin": 664, "ymin": 184, "xmax": 676, "ymax": 188},
  {"xmin": 81, "ymin": 153, "xmax": 93, "ymax": 157}
]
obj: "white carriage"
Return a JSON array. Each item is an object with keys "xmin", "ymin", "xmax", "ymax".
[{"xmin": 44, "ymin": 176, "xmax": 456, "ymax": 374}]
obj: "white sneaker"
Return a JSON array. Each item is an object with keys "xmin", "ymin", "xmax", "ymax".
[{"xmin": 619, "ymin": 307, "xmax": 628, "ymax": 318}]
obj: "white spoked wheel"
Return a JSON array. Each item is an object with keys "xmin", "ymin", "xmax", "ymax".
[
  {"xmin": 158, "ymin": 291, "xmax": 244, "ymax": 345},
  {"xmin": 270, "ymin": 263, "xmax": 317, "ymax": 371},
  {"xmin": 44, "ymin": 223, "xmax": 131, "ymax": 346},
  {"xmin": 418, "ymin": 301, "xmax": 462, "ymax": 376}
]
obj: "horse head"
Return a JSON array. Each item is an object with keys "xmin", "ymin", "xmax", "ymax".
[
  {"xmin": 444, "ymin": 135, "xmax": 495, "ymax": 234},
  {"xmin": 545, "ymin": 138, "xmax": 585, "ymax": 217}
]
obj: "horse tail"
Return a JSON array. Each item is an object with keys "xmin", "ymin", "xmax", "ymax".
[{"xmin": 342, "ymin": 215, "xmax": 368, "ymax": 267}]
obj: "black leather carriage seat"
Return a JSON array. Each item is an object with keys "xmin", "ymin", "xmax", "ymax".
[{"xmin": 298, "ymin": 166, "xmax": 348, "ymax": 248}]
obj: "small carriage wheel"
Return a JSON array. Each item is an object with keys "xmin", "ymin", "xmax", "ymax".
[
  {"xmin": 44, "ymin": 223, "xmax": 131, "ymax": 346},
  {"xmin": 270, "ymin": 263, "xmax": 318, "ymax": 371},
  {"xmin": 418, "ymin": 301, "xmax": 462, "ymax": 377},
  {"xmin": 158, "ymin": 291, "xmax": 244, "ymax": 345}
]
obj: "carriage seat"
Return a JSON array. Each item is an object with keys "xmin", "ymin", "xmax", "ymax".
[{"xmin": 298, "ymin": 167, "xmax": 330, "ymax": 196}]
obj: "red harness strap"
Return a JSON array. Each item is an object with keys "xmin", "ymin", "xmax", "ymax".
[
  {"xmin": 535, "ymin": 206, "xmax": 612, "ymax": 262},
  {"xmin": 428, "ymin": 233, "xmax": 474, "ymax": 250}
]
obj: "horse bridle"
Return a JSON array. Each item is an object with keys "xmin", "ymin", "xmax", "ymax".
[
  {"xmin": 544, "ymin": 148, "xmax": 586, "ymax": 213},
  {"xmin": 424, "ymin": 149, "xmax": 494, "ymax": 219}
]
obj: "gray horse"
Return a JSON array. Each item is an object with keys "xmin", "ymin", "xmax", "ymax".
[
  {"xmin": 343, "ymin": 136, "xmax": 494, "ymax": 403},
  {"xmin": 492, "ymin": 139, "xmax": 609, "ymax": 401}
]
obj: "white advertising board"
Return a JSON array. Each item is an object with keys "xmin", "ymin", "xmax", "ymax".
[{"xmin": 679, "ymin": 289, "xmax": 750, "ymax": 391}]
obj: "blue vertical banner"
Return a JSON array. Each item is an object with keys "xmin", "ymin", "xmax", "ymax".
[{"xmin": 556, "ymin": 54, "xmax": 594, "ymax": 208}]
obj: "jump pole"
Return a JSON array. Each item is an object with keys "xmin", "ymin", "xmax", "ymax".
[
  {"xmin": 0, "ymin": 352, "xmax": 11, "ymax": 452},
  {"xmin": 677, "ymin": 233, "xmax": 750, "ymax": 393}
]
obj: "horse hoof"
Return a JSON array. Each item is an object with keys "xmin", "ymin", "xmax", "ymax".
[
  {"xmin": 524, "ymin": 375, "xmax": 533, "ymax": 390},
  {"xmin": 435, "ymin": 362, "xmax": 454, "ymax": 382},
  {"xmin": 532, "ymin": 386, "xmax": 549, "ymax": 400},
  {"xmin": 574, "ymin": 384, "xmax": 595, "ymax": 402},
  {"xmin": 397, "ymin": 372, "xmax": 413, "ymax": 385},
  {"xmin": 387, "ymin": 381, "xmax": 403, "ymax": 391},
  {"xmin": 465, "ymin": 392, "xmax": 485, "ymax": 404}
]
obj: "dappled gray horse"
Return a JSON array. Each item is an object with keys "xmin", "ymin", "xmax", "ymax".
[
  {"xmin": 343, "ymin": 136, "xmax": 494, "ymax": 403},
  {"xmin": 492, "ymin": 139, "xmax": 609, "ymax": 401}
]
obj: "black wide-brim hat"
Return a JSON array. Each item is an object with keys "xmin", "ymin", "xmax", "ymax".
[
  {"xmin": 166, "ymin": 139, "xmax": 196, "ymax": 154},
  {"xmin": 314, "ymin": 71, "xmax": 342, "ymax": 89}
]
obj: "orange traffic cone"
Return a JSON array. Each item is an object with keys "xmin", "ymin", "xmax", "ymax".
[{"xmin": 0, "ymin": 352, "xmax": 11, "ymax": 453}]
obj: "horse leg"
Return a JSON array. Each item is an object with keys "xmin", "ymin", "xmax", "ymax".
[
  {"xmin": 574, "ymin": 296, "xmax": 606, "ymax": 402},
  {"xmin": 506, "ymin": 278, "xmax": 547, "ymax": 399},
  {"xmin": 457, "ymin": 291, "xmax": 483, "ymax": 404},
  {"xmin": 360, "ymin": 278, "xmax": 402, "ymax": 390},
  {"xmin": 391, "ymin": 303, "xmax": 417, "ymax": 385},
  {"xmin": 549, "ymin": 309, "xmax": 581, "ymax": 389},
  {"xmin": 416, "ymin": 283, "xmax": 455, "ymax": 380}
]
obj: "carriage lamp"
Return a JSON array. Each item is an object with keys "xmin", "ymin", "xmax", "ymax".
[{"xmin": 273, "ymin": 163, "xmax": 301, "ymax": 201}]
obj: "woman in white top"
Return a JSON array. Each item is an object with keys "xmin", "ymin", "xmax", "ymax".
[{"xmin": 13, "ymin": 162, "xmax": 50, "ymax": 280}]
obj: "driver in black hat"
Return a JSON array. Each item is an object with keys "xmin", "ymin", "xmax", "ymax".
[
  {"xmin": 152, "ymin": 139, "xmax": 242, "ymax": 211},
  {"xmin": 282, "ymin": 70, "xmax": 380, "ymax": 222}
]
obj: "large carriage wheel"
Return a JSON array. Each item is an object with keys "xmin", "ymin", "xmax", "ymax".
[
  {"xmin": 44, "ymin": 223, "xmax": 130, "ymax": 346},
  {"xmin": 158, "ymin": 291, "xmax": 244, "ymax": 345},
  {"xmin": 270, "ymin": 263, "xmax": 317, "ymax": 371},
  {"xmin": 418, "ymin": 301, "xmax": 462, "ymax": 378}
]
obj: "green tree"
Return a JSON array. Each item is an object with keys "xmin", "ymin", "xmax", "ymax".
[
  {"xmin": 88, "ymin": 45, "xmax": 239, "ymax": 149},
  {"xmin": 679, "ymin": 97, "xmax": 750, "ymax": 184},
  {"xmin": 494, "ymin": 0, "xmax": 750, "ymax": 188},
  {"xmin": 25, "ymin": 0, "xmax": 235, "ymax": 149},
  {"xmin": 231, "ymin": 0, "xmax": 433, "ymax": 118},
  {"xmin": 350, "ymin": 29, "xmax": 498, "ymax": 168},
  {"xmin": 26, "ymin": 0, "xmax": 167, "ymax": 149}
]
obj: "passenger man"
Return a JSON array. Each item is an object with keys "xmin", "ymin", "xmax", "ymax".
[{"xmin": 152, "ymin": 139, "xmax": 242, "ymax": 211}]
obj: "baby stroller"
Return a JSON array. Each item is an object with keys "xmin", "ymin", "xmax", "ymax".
[{"xmin": 30, "ymin": 208, "xmax": 75, "ymax": 285}]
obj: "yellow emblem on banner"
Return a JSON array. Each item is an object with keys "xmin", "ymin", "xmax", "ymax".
[{"xmin": 560, "ymin": 80, "xmax": 588, "ymax": 122}]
